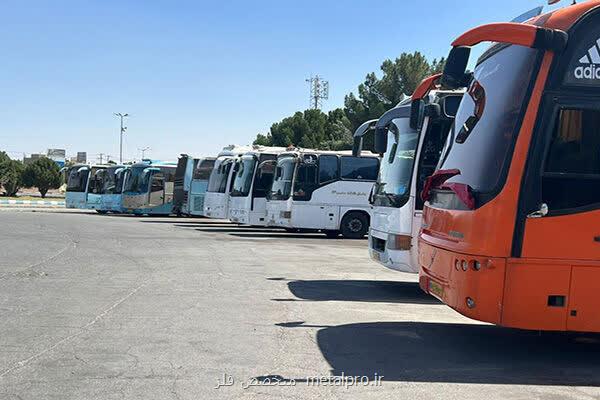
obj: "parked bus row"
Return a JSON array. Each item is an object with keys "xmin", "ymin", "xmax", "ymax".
[
  {"xmin": 63, "ymin": 144, "xmax": 380, "ymax": 238},
  {"xmin": 65, "ymin": 1, "xmax": 600, "ymax": 333}
]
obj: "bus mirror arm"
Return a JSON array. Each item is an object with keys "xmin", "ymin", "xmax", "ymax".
[{"xmin": 527, "ymin": 203, "xmax": 549, "ymax": 219}]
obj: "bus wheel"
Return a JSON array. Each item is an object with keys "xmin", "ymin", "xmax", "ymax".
[
  {"xmin": 324, "ymin": 230, "xmax": 340, "ymax": 238},
  {"xmin": 340, "ymin": 212, "xmax": 368, "ymax": 239},
  {"xmin": 96, "ymin": 210, "xmax": 108, "ymax": 215}
]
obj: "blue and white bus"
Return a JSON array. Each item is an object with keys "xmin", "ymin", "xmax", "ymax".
[
  {"xmin": 65, "ymin": 164, "xmax": 106, "ymax": 209},
  {"xmin": 122, "ymin": 161, "xmax": 178, "ymax": 216},
  {"xmin": 92, "ymin": 165, "xmax": 130, "ymax": 214},
  {"xmin": 172, "ymin": 155, "xmax": 216, "ymax": 216}
]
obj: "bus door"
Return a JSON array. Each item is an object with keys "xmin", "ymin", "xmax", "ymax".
[
  {"xmin": 255, "ymin": 159, "xmax": 276, "ymax": 210},
  {"xmin": 149, "ymin": 171, "xmax": 166, "ymax": 207},
  {"xmin": 294, "ymin": 155, "xmax": 338, "ymax": 230},
  {"xmin": 252, "ymin": 155, "xmax": 277, "ymax": 211}
]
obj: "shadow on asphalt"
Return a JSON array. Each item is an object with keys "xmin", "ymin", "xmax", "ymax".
[
  {"xmin": 228, "ymin": 232, "xmax": 344, "ymax": 240},
  {"xmin": 308, "ymin": 321, "xmax": 600, "ymax": 386},
  {"xmin": 195, "ymin": 228, "xmax": 287, "ymax": 234},
  {"xmin": 175, "ymin": 223, "xmax": 259, "ymax": 229},
  {"xmin": 285, "ymin": 280, "xmax": 438, "ymax": 304},
  {"xmin": 138, "ymin": 218, "xmax": 216, "ymax": 223}
]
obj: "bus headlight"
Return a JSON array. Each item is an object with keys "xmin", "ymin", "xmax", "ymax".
[{"xmin": 386, "ymin": 234, "xmax": 412, "ymax": 251}]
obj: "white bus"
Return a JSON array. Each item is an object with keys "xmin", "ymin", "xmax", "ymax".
[
  {"xmin": 228, "ymin": 147, "xmax": 287, "ymax": 226},
  {"xmin": 266, "ymin": 149, "xmax": 379, "ymax": 238},
  {"xmin": 368, "ymin": 89, "xmax": 462, "ymax": 272},
  {"xmin": 203, "ymin": 145, "xmax": 252, "ymax": 219}
]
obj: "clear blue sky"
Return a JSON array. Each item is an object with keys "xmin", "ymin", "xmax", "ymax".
[{"xmin": 0, "ymin": 0, "xmax": 558, "ymax": 162}]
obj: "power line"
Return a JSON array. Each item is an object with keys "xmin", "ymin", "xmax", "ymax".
[{"xmin": 306, "ymin": 75, "xmax": 329, "ymax": 110}]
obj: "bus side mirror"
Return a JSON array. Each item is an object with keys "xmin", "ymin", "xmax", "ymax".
[
  {"xmin": 441, "ymin": 46, "xmax": 471, "ymax": 89},
  {"xmin": 373, "ymin": 127, "xmax": 387, "ymax": 155}
]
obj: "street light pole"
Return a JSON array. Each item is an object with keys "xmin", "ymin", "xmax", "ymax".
[
  {"xmin": 114, "ymin": 113, "xmax": 129, "ymax": 163},
  {"xmin": 138, "ymin": 146, "xmax": 150, "ymax": 160}
]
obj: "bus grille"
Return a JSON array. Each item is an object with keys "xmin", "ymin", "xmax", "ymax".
[{"xmin": 193, "ymin": 196, "xmax": 204, "ymax": 212}]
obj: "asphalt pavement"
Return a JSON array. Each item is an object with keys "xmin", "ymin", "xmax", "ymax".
[{"xmin": 1, "ymin": 209, "xmax": 600, "ymax": 400}]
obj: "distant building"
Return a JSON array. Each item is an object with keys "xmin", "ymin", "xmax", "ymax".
[
  {"xmin": 23, "ymin": 154, "xmax": 43, "ymax": 165},
  {"xmin": 76, "ymin": 152, "xmax": 87, "ymax": 163},
  {"xmin": 47, "ymin": 149, "xmax": 66, "ymax": 168}
]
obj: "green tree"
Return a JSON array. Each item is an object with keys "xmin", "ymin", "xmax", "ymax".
[
  {"xmin": 22, "ymin": 157, "xmax": 61, "ymax": 198},
  {"xmin": 0, "ymin": 151, "xmax": 25, "ymax": 197},
  {"xmin": 344, "ymin": 51, "xmax": 446, "ymax": 134},
  {"xmin": 253, "ymin": 51, "xmax": 445, "ymax": 151},
  {"xmin": 253, "ymin": 108, "xmax": 354, "ymax": 151}
]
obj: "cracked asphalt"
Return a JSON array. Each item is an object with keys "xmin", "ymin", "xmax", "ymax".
[{"xmin": 2, "ymin": 209, "xmax": 600, "ymax": 399}]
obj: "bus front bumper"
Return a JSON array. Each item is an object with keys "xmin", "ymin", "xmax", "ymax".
[{"xmin": 369, "ymin": 228, "xmax": 417, "ymax": 273}]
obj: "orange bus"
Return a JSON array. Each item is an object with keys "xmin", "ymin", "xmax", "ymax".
[{"xmin": 418, "ymin": 0, "xmax": 600, "ymax": 332}]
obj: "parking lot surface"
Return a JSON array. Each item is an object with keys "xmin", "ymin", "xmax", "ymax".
[{"xmin": 1, "ymin": 209, "xmax": 600, "ymax": 399}]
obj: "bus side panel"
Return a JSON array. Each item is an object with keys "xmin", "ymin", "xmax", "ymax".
[
  {"xmin": 291, "ymin": 203, "xmax": 338, "ymax": 230},
  {"xmin": 502, "ymin": 261, "xmax": 570, "ymax": 331},
  {"xmin": 521, "ymin": 210, "xmax": 600, "ymax": 261},
  {"xmin": 567, "ymin": 266, "xmax": 600, "ymax": 332}
]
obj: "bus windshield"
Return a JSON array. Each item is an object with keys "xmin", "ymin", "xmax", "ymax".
[
  {"xmin": 114, "ymin": 169, "xmax": 127, "ymax": 194},
  {"xmin": 99, "ymin": 168, "xmax": 119, "ymax": 195},
  {"xmin": 124, "ymin": 166, "xmax": 150, "ymax": 194},
  {"xmin": 66, "ymin": 168, "xmax": 89, "ymax": 192},
  {"xmin": 439, "ymin": 44, "xmax": 540, "ymax": 195},
  {"xmin": 230, "ymin": 156, "xmax": 257, "ymax": 197},
  {"xmin": 269, "ymin": 157, "xmax": 295, "ymax": 201},
  {"xmin": 373, "ymin": 117, "xmax": 419, "ymax": 208},
  {"xmin": 207, "ymin": 158, "xmax": 232, "ymax": 193}
]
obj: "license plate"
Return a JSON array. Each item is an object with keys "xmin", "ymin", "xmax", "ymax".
[{"xmin": 428, "ymin": 279, "xmax": 444, "ymax": 300}]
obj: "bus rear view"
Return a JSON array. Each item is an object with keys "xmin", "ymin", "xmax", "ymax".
[{"xmin": 419, "ymin": 1, "xmax": 600, "ymax": 332}]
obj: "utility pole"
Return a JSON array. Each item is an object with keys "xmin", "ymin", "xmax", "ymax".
[
  {"xmin": 138, "ymin": 146, "xmax": 150, "ymax": 160},
  {"xmin": 114, "ymin": 113, "xmax": 129, "ymax": 163},
  {"xmin": 98, "ymin": 153, "xmax": 104, "ymax": 164},
  {"xmin": 305, "ymin": 75, "xmax": 329, "ymax": 110}
]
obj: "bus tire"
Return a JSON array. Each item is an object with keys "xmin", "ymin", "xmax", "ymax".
[
  {"xmin": 324, "ymin": 230, "xmax": 340, "ymax": 238},
  {"xmin": 96, "ymin": 210, "xmax": 108, "ymax": 215},
  {"xmin": 340, "ymin": 212, "xmax": 369, "ymax": 239}
]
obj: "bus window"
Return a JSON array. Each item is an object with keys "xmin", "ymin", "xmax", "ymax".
[
  {"xmin": 67, "ymin": 169, "xmax": 88, "ymax": 192},
  {"xmin": 340, "ymin": 156, "xmax": 378, "ymax": 181},
  {"xmin": 293, "ymin": 163, "xmax": 318, "ymax": 201},
  {"xmin": 542, "ymin": 108, "xmax": 600, "ymax": 211},
  {"xmin": 253, "ymin": 160, "xmax": 276, "ymax": 198},
  {"xmin": 194, "ymin": 159, "xmax": 215, "ymax": 181},
  {"xmin": 319, "ymin": 155, "xmax": 339, "ymax": 184}
]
